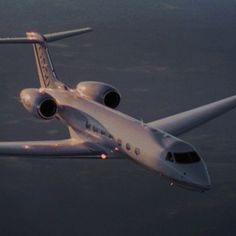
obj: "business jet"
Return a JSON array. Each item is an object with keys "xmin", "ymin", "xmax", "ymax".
[{"xmin": 0, "ymin": 28, "xmax": 235, "ymax": 192}]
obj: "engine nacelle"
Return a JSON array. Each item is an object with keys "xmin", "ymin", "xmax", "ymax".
[
  {"xmin": 20, "ymin": 88, "xmax": 58, "ymax": 120},
  {"xmin": 76, "ymin": 81, "xmax": 121, "ymax": 109}
]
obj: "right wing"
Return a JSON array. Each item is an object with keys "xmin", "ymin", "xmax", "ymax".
[
  {"xmin": 148, "ymin": 95, "xmax": 236, "ymax": 136},
  {"xmin": 0, "ymin": 139, "xmax": 108, "ymax": 159}
]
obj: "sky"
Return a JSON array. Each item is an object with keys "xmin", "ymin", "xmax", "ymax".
[{"xmin": 0, "ymin": 0, "xmax": 235, "ymax": 235}]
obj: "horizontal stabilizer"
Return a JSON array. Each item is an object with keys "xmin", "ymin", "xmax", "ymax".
[
  {"xmin": 44, "ymin": 27, "xmax": 92, "ymax": 42},
  {"xmin": 0, "ymin": 27, "xmax": 92, "ymax": 44},
  {"xmin": 0, "ymin": 37, "xmax": 40, "ymax": 44}
]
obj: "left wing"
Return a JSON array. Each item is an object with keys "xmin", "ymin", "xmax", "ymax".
[
  {"xmin": 148, "ymin": 95, "xmax": 236, "ymax": 136},
  {"xmin": 0, "ymin": 139, "xmax": 107, "ymax": 159}
]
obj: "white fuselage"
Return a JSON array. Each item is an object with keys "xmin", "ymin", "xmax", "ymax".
[{"xmin": 46, "ymin": 88, "xmax": 211, "ymax": 192}]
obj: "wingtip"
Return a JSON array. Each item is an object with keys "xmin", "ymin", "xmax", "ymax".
[{"xmin": 83, "ymin": 27, "xmax": 93, "ymax": 31}]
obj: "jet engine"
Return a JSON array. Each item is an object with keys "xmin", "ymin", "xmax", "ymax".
[
  {"xmin": 76, "ymin": 81, "xmax": 121, "ymax": 109},
  {"xmin": 20, "ymin": 88, "xmax": 57, "ymax": 120}
]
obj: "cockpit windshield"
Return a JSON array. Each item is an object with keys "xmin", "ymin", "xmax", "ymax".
[{"xmin": 166, "ymin": 151, "xmax": 200, "ymax": 164}]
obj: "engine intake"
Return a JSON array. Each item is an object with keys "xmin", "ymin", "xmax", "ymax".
[
  {"xmin": 38, "ymin": 98, "xmax": 57, "ymax": 119},
  {"xmin": 104, "ymin": 91, "xmax": 121, "ymax": 108},
  {"xmin": 20, "ymin": 88, "xmax": 57, "ymax": 120}
]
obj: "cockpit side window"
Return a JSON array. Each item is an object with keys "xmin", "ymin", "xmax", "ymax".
[
  {"xmin": 174, "ymin": 151, "xmax": 200, "ymax": 164},
  {"xmin": 166, "ymin": 152, "xmax": 174, "ymax": 162}
]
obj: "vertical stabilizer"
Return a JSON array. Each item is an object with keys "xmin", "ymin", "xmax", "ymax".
[{"xmin": 26, "ymin": 32, "xmax": 60, "ymax": 88}]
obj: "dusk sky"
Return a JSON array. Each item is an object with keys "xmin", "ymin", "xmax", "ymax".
[{"xmin": 0, "ymin": 1, "xmax": 235, "ymax": 235}]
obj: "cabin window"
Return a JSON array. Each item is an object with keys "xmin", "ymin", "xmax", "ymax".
[
  {"xmin": 92, "ymin": 126, "xmax": 98, "ymax": 132},
  {"xmin": 135, "ymin": 148, "xmax": 140, "ymax": 155},
  {"xmin": 117, "ymin": 139, "xmax": 122, "ymax": 147},
  {"xmin": 126, "ymin": 143, "xmax": 131, "ymax": 151},
  {"xmin": 101, "ymin": 130, "xmax": 106, "ymax": 135},
  {"xmin": 108, "ymin": 134, "xmax": 114, "ymax": 139},
  {"xmin": 166, "ymin": 152, "xmax": 174, "ymax": 162},
  {"xmin": 86, "ymin": 122, "xmax": 91, "ymax": 129}
]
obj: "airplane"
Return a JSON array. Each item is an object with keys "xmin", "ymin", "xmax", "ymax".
[{"xmin": 0, "ymin": 27, "xmax": 235, "ymax": 192}]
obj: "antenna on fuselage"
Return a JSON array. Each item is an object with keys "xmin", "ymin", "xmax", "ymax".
[{"xmin": 140, "ymin": 118, "xmax": 144, "ymax": 127}]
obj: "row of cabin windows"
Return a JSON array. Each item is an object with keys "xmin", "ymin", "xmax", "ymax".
[
  {"xmin": 118, "ymin": 139, "xmax": 140, "ymax": 156},
  {"xmin": 86, "ymin": 122, "xmax": 114, "ymax": 139},
  {"xmin": 86, "ymin": 122, "xmax": 141, "ymax": 156}
]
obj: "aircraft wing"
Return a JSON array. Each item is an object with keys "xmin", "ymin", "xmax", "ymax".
[
  {"xmin": 0, "ymin": 139, "xmax": 108, "ymax": 159},
  {"xmin": 147, "ymin": 95, "xmax": 236, "ymax": 136}
]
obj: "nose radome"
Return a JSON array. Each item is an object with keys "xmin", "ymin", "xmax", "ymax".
[{"xmin": 185, "ymin": 162, "xmax": 211, "ymax": 191}]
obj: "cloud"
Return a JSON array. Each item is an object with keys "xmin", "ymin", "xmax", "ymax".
[
  {"xmin": 159, "ymin": 3, "xmax": 183, "ymax": 11},
  {"xmin": 4, "ymin": 119, "xmax": 20, "ymax": 125},
  {"xmin": 104, "ymin": 65, "xmax": 169, "ymax": 74},
  {"xmin": 80, "ymin": 43, "xmax": 93, "ymax": 48},
  {"xmin": 132, "ymin": 88, "xmax": 149, "ymax": 93},
  {"xmin": 47, "ymin": 129, "xmax": 59, "ymax": 135},
  {"xmin": 50, "ymin": 42, "xmax": 70, "ymax": 49},
  {"xmin": 52, "ymin": 63, "xmax": 170, "ymax": 74}
]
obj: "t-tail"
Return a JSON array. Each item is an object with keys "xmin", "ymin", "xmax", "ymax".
[{"xmin": 0, "ymin": 28, "xmax": 92, "ymax": 88}]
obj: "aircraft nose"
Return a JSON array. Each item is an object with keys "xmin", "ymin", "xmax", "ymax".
[
  {"xmin": 162, "ymin": 141, "xmax": 212, "ymax": 191},
  {"xmin": 183, "ymin": 162, "xmax": 211, "ymax": 191}
]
